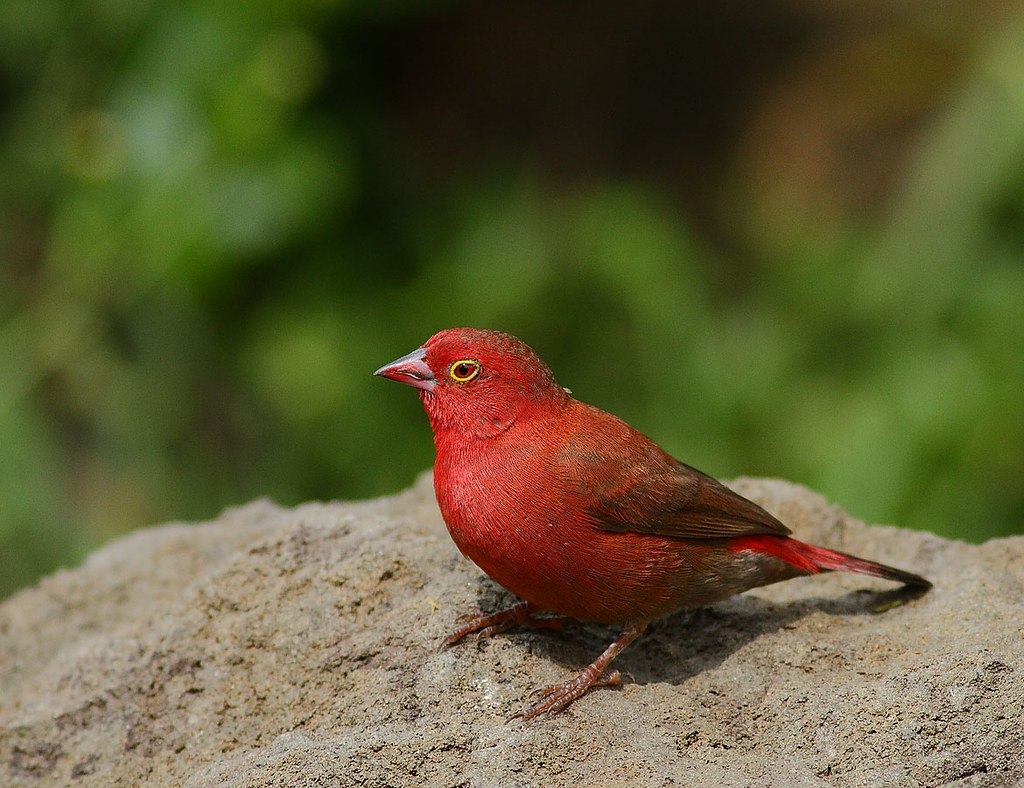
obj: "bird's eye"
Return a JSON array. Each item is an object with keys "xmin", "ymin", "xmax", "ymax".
[{"xmin": 449, "ymin": 359, "xmax": 481, "ymax": 383}]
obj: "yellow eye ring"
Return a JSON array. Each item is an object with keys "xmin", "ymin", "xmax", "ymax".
[{"xmin": 449, "ymin": 359, "xmax": 481, "ymax": 383}]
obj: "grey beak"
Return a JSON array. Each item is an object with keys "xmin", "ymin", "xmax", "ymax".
[{"xmin": 374, "ymin": 346, "xmax": 436, "ymax": 392}]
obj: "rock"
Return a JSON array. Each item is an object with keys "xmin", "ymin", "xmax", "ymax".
[{"xmin": 1, "ymin": 474, "xmax": 1021, "ymax": 787}]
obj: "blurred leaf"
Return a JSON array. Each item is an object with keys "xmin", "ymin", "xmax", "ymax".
[{"xmin": 2, "ymin": 0, "xmax": 1023, "ymax": 601}]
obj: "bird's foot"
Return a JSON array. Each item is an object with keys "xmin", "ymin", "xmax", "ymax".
[
  {"xmin": 511, "ymin": 668, "xmax": 621, "ymax": 721},
  {"xmin": 507, "ymin": 620, "xmax": 648, "ymax": 721},
  {"xmin": 446, "ymin": 601, "xmax": 567, "ymax": 646}
]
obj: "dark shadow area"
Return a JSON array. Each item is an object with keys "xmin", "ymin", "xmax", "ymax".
[
  {"xmin": 341, "ymin": 1, "xmax": 815, "ymax": 236},
  {"xmin": 455, "ymin": 575, "xmax": 931, "ymax": 690}
]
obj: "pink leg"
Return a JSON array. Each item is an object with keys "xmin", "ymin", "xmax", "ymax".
[
  {"xmin": 514, "ymin": 620, "xmax": 649, "ymax": 721},
  {"xmin": 447, "ymin": 601, "xmax": 567, "ymax": 645}
]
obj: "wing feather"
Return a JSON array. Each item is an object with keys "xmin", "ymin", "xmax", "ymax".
[{"xmin": 556, "ymin": 403, "xmax": 791, "ymax": 540}]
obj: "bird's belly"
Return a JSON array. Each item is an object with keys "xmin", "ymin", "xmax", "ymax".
[{"xmin": 444, "ymin": 512, "xmax": 733, "ymax": 624}]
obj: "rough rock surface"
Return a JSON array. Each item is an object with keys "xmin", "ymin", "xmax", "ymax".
[{"xmin": 1, "ymin": 474, "xmax": 1021, "ymax": 788}]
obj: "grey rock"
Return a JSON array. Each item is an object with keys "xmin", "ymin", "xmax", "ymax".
[{"xmin": 1, "ymin": 474, "xmax": 1020, "ymax": 787}]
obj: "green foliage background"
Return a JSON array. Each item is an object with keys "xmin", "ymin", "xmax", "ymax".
[{"xmin": 2, "ymin": 2, "xmax": 1023, "ymax": 598}]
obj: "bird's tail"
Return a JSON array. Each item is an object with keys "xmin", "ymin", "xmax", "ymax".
[{"xmin": 731, "ymin": 534, "xmax": 932, "ymax": 590}]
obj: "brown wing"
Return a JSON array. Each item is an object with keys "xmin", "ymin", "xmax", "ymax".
[
  {"xmin": 556, "ymin": 403, "xmax": 791, "ymax": 540},
  {"xmin": 586, "ymin": 460, "xmax": 791, "ymax": 539}
]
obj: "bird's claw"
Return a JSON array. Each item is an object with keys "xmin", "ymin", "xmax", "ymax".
[
  {"xmin": 445, "ymin": 602, "xmax": 567, "ymax": 647},
  {"xmin": 509, "ymin": 668, "xmax": 622, "ymax": 721}
]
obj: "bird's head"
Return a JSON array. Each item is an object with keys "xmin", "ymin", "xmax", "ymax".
[{"xmin": 374, "ymin": 328, "xmax": 570, "ymax": 440}]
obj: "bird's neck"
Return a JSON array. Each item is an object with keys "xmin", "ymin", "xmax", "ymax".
[{"xmin": 421, "ymin": 389, "xmax": 568, "ymax": 444}]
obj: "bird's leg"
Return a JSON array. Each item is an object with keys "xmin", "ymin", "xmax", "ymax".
[
  {"xmin": 513, "ymin": 620, "xmax": 649, "ymax": 721},
  {"xmin": 447, "ymin": 600, "xmax": 568, "ymax": 645}
]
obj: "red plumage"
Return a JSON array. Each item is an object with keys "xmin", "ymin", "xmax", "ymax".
[{"xmin": 375, "ymin": 328, "xmax": 931, "ymax": 719}]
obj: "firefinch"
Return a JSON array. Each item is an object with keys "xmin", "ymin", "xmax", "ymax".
[{"xmin": 375, "ymin": 328, "xmax": 931, "ymax": 719}]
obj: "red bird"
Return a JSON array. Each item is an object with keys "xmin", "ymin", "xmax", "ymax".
[{"xmin": 375, "ymin": 328, "xmax": 931, "ymax": 719}]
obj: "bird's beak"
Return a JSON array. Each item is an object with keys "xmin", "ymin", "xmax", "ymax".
[{"xmin": 374, "ymin": 346, "xmax": 436, "ymax": 392}]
